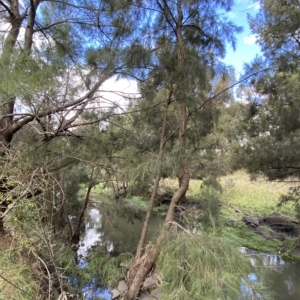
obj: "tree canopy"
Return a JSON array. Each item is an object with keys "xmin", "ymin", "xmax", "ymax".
[
  {"xmin": 1, "ymin": 0, "xmax": 298, "ymax": 299},
  {"xmin": 234, "ymin": 0, "xmax": 300, "ymax": 181}
]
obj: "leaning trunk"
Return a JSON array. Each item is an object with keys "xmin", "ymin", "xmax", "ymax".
[
  {"xmin": 125, "ymin": 2, "xmax": 190, "ymax": 298},
  {"xmin": 0, "ymin": 0, "xmax": 39, "ymax": 231},
  {"xmin": 71, "ymin": 169, "xmax": 95, "ymax": 244},
  {"xmin": 134, "ymin": 88, "xmax": 172, "ymax": 259}
]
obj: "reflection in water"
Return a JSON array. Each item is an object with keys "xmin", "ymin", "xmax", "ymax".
[
  {"xmin": 77, "ymin": 208, "xmax": 103, "ymax": 264},
  {"xmin": 241, "ymin": 248, "xmax": 300, "ymax": 300},
  {"xmin": 76, "ymin": 199, "xmax": 162, "ymax": 299},
  {"xmin": 76, "ymin": 200, "xmax": 300, "ymax": 300},
  {"xmin": 76, "ymin": 208, "xmax": 111, "ymax": 299}
]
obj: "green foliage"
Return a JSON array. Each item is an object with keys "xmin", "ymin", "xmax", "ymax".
[
  {"xmin": 123, "ymin": 196, "xmax": 149, "ymax": 212},
  {"xmin": 278, "ymin": 187, "xmax": 300, "ymax": 221},
  {"xmin": 187, "ymin": 180, "xmax": 222, "ymax": 230},
  {"xmin": 233, "ymin": 1, "xmax": 300, "ymax": 183},
  {"xmin": 157, "ymin": 230, "xmax": 260, "ymax": 300},
  {"xmin": 91, "ymin": 183, "xmax": 107, "ymax": 196},
  {"xmin": 119, "ymin": 196, "xmax": 149, "ymax": 220},
  {"xmin": 55, "ymin": 246, "xmax": 93, "ymax": 290}
]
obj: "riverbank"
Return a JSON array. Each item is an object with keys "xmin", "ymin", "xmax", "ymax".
[
  {"xmin": 2, "ymin": 170, "xmax": 299, "ymax": 299},
  {"xmin": 76, "ymin": 170, "xmax": 300, "ymax": 299},
  {"xmin": 89, "ymin": 170, "xmax": 299, "ymax": 258}
]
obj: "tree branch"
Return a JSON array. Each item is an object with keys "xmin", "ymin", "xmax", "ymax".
[
  {"xmin": 0, "ymin": 0, "xmax": 12, "ymax": 17},
  {"xmin": 10, "ymin": 77, "xmax": 109, "ymax": 135}
]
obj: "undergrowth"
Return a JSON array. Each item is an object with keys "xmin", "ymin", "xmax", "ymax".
[{"xmin": 0, "ymin": 236, "xmax": 39, "ymax": 300}]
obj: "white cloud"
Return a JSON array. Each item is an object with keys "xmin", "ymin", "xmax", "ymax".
[
  {"xmin": 99, "ymin": 77, "xmax": 140, "ymax": 110},
  {"xmin": 243, "ymin": 34, "xmax": 257, "ymax": 45}
]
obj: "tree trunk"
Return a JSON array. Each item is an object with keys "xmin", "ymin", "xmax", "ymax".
[
  {"xmin": 178, "ymin": 175, "xmax": 187, "ymax": 204},
  {"xmin": 125, "ymin": 225, "xmax": 167, "ymax": 300},
  {"xmin": 134, "ymin": 88, "xmax": 172, "ymax": 259},
  {"xmin": 0, "ymin": 101, "xmax": 15, "ymax": 155},
  {"xmin": 125, "ymin": 2, "xmax": 190, "ymax": 298},
  {"xmin": 0, "ymin": 0, "xmax": 39, "ymax": 231},
  {"xmin": 71, "ymin": 169, "xmax": 95, "ymax": 244}
]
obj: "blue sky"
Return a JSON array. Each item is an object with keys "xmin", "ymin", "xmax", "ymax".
[
  {"xmin": 222, "ymin": 0, "xmax": 262, "ymax": 75},
  {"xmin": 102, "ymin": 1, "xmax": 263, "ymax": 106}
]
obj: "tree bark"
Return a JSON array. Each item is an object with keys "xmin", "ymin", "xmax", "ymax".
[
  {"xmin": 0, "ymin": 101, "xmax": 14, "ymax": 155},
  {"xmin": 134, "ymin": 88, "xmax": 172, "ymax": 259},
  {"xmin": 125, "ymin": 1, "xmax": 190, "ymax": 298},
  {"xmin": 71, "ymin": 169, "xmax": 95, "ymax": 244}
]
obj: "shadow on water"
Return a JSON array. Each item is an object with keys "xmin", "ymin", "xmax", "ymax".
[{"xmin": 74, "ymin": 196, "xmax": 300, "ymax": 300}]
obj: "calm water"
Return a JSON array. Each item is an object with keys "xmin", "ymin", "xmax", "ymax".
[
  {"xmin": 240, "ymin": 247, "xmax": 300, "ymax": 300},
  {"xmin": 76, "ymin": 198, "xmax": 162, "ymax": 299},
  {"xmin": 77, "ymin": 198, "xmax": 300, "ymax": 300}
]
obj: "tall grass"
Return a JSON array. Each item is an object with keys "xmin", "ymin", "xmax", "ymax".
[
  {"xmin": 157, "ymin": 228, "xmax": 269, "ymax": 300},
  {"xmin": 0, "ymin": 238, "xmax": 39, "ymax": 300}
]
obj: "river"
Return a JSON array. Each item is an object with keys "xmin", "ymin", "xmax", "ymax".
[{"xmin": 76, "ymin": 199, "xmax": 300, "ymax": 300}]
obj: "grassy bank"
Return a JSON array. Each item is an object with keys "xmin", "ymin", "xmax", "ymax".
[
  {"xmin": 162, "ymin": 171, "xmax": 299, "ymax": 254},
  {"xmin": 87, "ymin": 170, "xmax": 299, "ymax": 255},
  {"xmin": 220, "ymin": 170, "xmax": 296, "ymax": 218}
]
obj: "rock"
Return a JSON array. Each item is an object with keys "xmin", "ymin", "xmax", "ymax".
[
  {"xmin": 71, "ymin": 243, "xmax": 80, "ymax": 251},
  {"xmin": 263, "ymin": 213, "xmax": 297, "ymax": 236},
  {"xmin": 279, "ymin": 246, "xmax": 287, "ymax": 253},
  {"xmin": 118, "ymin": 280, "xmax": 128, "ymax": 292},
  {"xmin": 111, "ymin": 289, "xmax": 120, "ymax": 300},
  {"xmin": 263, "ymin": 213, "xmax": 285, "ymax": 224},
  {"xmin": 270, "ymin": 231, "xmax": 285, "ymax": 241},
  {"xmin": 225, "ymin": 220, "xmax": 236, "ymax": 228},
  {"xmin": 143, "ymin": 273, "xmax": 161, "ymax": 290},
  {"xmin": 242, "ymin": 216, "xmax": 260, "ymax": 227},
  {"xmin": 270, "ymin": 224, "xmax": 295, "ymax": 233}
]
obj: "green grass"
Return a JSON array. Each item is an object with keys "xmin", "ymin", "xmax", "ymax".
[
  {"xmin": 161, "ymin": 171, "xmax": 297, "ymax": 218},
  {"xmin": 160, "ymin": 171, "xmax": 299, "ymax": 254},
  {"xmin": 220, "ymin": 170, "xmax": 297, "ymax": 218},
  {"xmin": 0, "ymin": 237, "xmax": 39, "ymax": 300},
  {"xmin": 160, "ymin": 178, "xmax": 202, "ymax": 198}
]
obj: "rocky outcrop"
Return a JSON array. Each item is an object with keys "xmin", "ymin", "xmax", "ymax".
[
  {"xmin": 242, "ymin": 216, "xmax": 260, "ymax": 227},
  {"xmin": 261, "ymin": 213, "xmax": 298, "ymax": 236},
  {"xmin": 225, "ymin": 220, "xmax": 237, "ymax": 228},
  {"xmin": 241, "ymin": 212, "xmax": 299, "ymax": 241}
]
